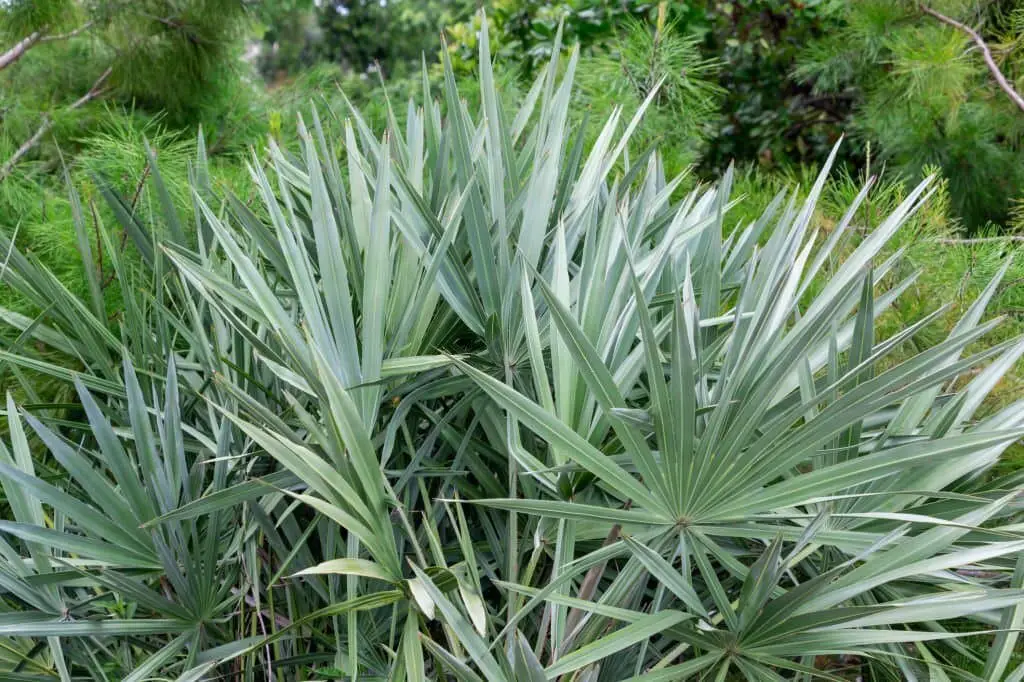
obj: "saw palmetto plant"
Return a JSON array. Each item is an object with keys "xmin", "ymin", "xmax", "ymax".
[{"xmin": 0, "ymin": 16, "xmax": 1021, "ymax": 681}]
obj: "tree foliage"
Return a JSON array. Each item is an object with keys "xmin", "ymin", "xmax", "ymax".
[
  {"xmin": 316, "ymin": 0, "xmax": 476, "ymax": 76},
  {"xmin": 797, "ymin": 0, "xmax": 1024, "ymax": 228},
  {"xmin": 1, "ymin": 0, "xmax": 250, "ymax": 114},
  {"xmin": 691, "ymin": 0, "xmax": 851, "ymax": 171},
  {"xmin": 0, "ymin": 0, "xmax": 260, "ymax": 299}
]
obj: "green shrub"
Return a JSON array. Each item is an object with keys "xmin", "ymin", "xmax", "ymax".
[
  {"xmin": 797, "ymin": 0, "xmax": 1024, "ymax": 229},
  {"xmin": 0, "ymin": 18, "xmax": 1020, "ymax": 680}
]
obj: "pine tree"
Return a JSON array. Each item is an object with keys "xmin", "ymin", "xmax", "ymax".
[
  {"xmin": 0, "ymin": 0, "xmax": 250, "ymax": 180},
  {"xmin": 798, "ymin": 0, "xmax": 1024, "ymax": 229},
  {"xmin": 575, "ymin": 8, "xmax": 723, "ymax": 174}
]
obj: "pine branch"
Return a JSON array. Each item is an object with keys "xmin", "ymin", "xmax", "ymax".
[
  {"xmin": 0, "ymin": 22, "xmax": 93, "ymax": 72},
  {"xmin": 0, "ymin": 32, "xmax": 42, "ymax": 72},
  {"xmin": 920, "ymin": 3, "xmax": 1024, "ymax": 114},
  {"xmin": 0, "ymin": 67, "xmax": 112, "ymax": 183},
  {"xmin": 39, "ymin": 22, "xmax": 95, "ymax": 43}
]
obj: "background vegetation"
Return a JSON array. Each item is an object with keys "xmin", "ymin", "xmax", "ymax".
[{"xmin": 7, "ymin": 0, "xmax": 1019, "ymax": 423}]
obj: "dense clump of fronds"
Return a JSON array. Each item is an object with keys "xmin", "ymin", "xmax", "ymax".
[{"xmin": 0, "ymin": 15, "xmax": 1020, "ymax": 681}]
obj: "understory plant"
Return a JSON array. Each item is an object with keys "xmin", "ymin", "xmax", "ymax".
[{"xmin": 0, "ymin": 17, "xmax": 1021, "ymax": 681}]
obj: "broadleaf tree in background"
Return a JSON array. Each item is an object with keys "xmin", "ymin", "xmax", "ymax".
[
  {"xmin": 446, "ymin": 0, "xmax": 654, "ymax": 73},
  {"xmin": 690, "ymin": 0, "xmax": 853, "ymax": 173},
  {"xmin": 0, "ymin": 16, "xmax": 1018, "ymax": 678},
  {"xmin": 253, "ymin": 0, "xmax": 323, "ymax": 81},
  {"xmin": 316, "ymin": 0, "xmax": 477, "ymax": 77}
]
